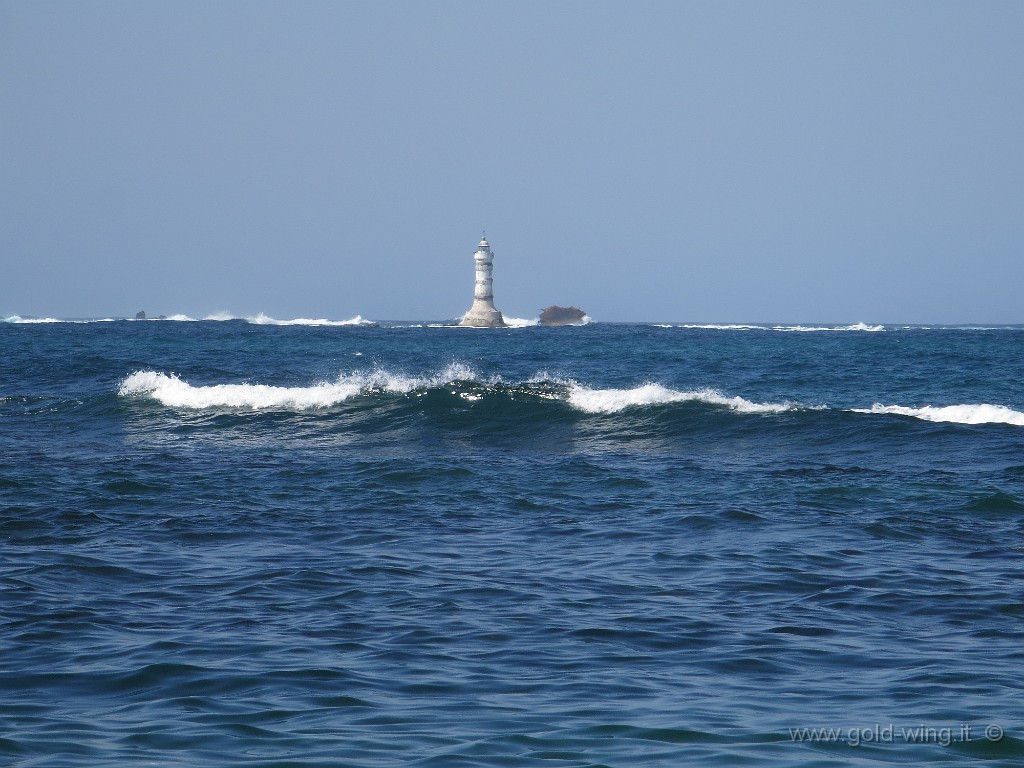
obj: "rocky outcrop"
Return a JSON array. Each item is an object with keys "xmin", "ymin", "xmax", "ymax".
[{"xmin": 538, "ymin": 306, "xmax": 587, "ymax": 326}]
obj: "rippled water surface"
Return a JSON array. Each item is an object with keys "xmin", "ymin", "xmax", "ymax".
[{"xmin": 2, "ymin": 320, "xmax": 1023, "ymax": 766}]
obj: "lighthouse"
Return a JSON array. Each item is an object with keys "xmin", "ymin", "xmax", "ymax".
[{"xmin": 460, "ymin": 236, "xmax": 506, "ymax": 327}]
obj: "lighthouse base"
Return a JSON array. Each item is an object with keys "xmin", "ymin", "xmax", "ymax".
[{"xmin": 461, "ymin": 303, "xmax": 506, "ymax": 328}]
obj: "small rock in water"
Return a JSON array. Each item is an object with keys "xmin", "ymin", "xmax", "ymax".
[{"xmin": 538, "ymin": 306, "xmax": 587, "ymax": 326}]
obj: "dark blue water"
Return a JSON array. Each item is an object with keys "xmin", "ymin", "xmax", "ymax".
[{"xmin": 3, "ymin": 319, "xmax": 1023, "ymax": 766}]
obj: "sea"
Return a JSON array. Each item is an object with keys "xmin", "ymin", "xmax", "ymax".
[{"xmin": 2, "ymin": 315, "xmax": 1023, "ymax": 767}]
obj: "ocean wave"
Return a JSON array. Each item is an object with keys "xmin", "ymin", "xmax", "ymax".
[
  {"xmin": 195, "ymin": 311, "xmax": 372, "ymax": 325},
  {"xmin": 566, "ymin": 383, "xmax": 799, "ymax": 415},
  {"xmin": 854, "ymin": 403, "xmax": 1024, "ymax": 427},
  {"xmin": 675, "ymin": 323, "xmax": 765, "ymax": 331},
  {"xmin": 453, "ymin": 316, "xmax": 544, "ymax": 328},
  {"xmin": 242, "ymin": 313, "xmax": 374, "ymax": 327},
  {"xmin": 501, "ymin": 315, "xmax": 594, "ymax": 327},
  {"xmin": 3, "ymin": 315, "xmax": 64, "ymax": 324},
  {"xmin": 4, "ymin": 313, "xmax": 374, "ymax": 325},
  {"xmin": 118, "ymin": 364, "xmax": 479, "ymax": 410},
  {"xmin": 3, "ymin": 315, "xmax": 119, "ymax": 324},
  {"xmin": 942, "ymin": 325, "xmax": 1022, "ymax": 331},
  {"xmin": 119, "ymin": 368, "xmax": 1024, "ymax": 428},
  {"xmin": 673, "ymin": 322, "xmax": 884, "ymax": 332},
  {"xmin": 504, "ymin": 316, "xmax": 539, "ymax": 328},
  {"xmin": 128, "ymin": 312, "xmax": 375, "ymax": 325},
  {"xmin": 119, "ymin": 364, "xmax": 804, "ymax": 418},
  {"xmin": 776, "ymin": 322, "xmax": 884, "ymax": 332}
]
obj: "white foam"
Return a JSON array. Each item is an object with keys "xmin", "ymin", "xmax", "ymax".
[
  {"xmin": 854, "ymin": 403, "xmax": 1024, "ymax": 426},
  {"xmin": 197, "ymin": 312, "xmax": 372, "ymax": 326},
  {"xmin": 677, "ymin": 323, "xmax": 765, "ymax": 330},
  {"xmin": 504, "ymin": 316, "xmax": 539, "ymax": 328},
  {"xmin": 118, "ymin": 363, "xmax": 479, "ymax": 410},
  {"xmin": 775, "ymin": 322, "xmax": 884, "ymax": 332},
  {"xmin": 3, "ymin": 315, "xmax": 62, "ymax": 323},
  {"xmin": 566, "ymin": 383, "xmax": 797, "ymax": 415},
  {"xmin": 119, "ymin": 371, "xmax": 364, "ymax": 409},
  {"xmin": 247, "ymin": 313, "xmax": 375, "ymax": 326}
]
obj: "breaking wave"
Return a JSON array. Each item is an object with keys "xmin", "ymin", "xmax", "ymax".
[
  {"xmin": 119, "ymin": 364, "xmax": 478, "ymax": 410},
  {"xmin": 453, "ymin": 314, "xmax": 591, "ymax": 328},
  {"xmin": 3, "ymin": 316, "xmax": 119, "ymax": 324},
  {"xmin": 565, "ymin": 384, "xmax": 800, "ymax": 414},
  {"xmin": 504, "ymin": 316, "xmax": 539, "ymax": 328},
  {"xmin": 777, "ymin": 322, "xmax": 884, "ymax": 332},
  {"xmin": 674, "ymin": 323, "xmax": 765, "ymax": 331},
  {"xmin": 453, "ymin": 315, "xmax": 542, "ymax": 328},
  {"xmin": 118, "ymin": 366, "xmax": 1024, "ymax": 429},
  {"xmin": 194, "ymin": 312, "xmax": 375, "ymax": 326},
  {"xmin": 119, "ymin": 367, "xmax": 806, "ymax": 417},
  {"xmin": 240, "ymin": 313, "xmax": 374, "ymax": 326},
  {"xmin": 3, "ymin": 316, "xmax": 64, "ymax": 324},
  {"xmin": 853, "ymin": 403, "xmax": 1024, "ymax": 427}
]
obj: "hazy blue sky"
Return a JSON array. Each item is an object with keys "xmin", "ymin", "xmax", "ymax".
[{"xmin": 2, "ymin": 1, "xmax": 1021, "ymax": 322}]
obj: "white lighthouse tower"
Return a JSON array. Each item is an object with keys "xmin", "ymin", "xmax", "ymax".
[{"xmin": 460, "ymin": 235, "xmax": 506, "ymax": 327}]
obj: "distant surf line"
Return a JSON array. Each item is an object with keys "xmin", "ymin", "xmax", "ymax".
[
  {"xmin": 2, "ymin": 313, "xmax": 376, "ymax": 326},
  {"xmin": 657, "ymin": 322, "xmax": 885, "ymax": 332},
  {"xmin": 1, "ymin": 313, "xmax": 547, "ymax": 327},
  {"xmin": 8, "ymin": 316, "xmax": 1023, "ymax": 332}
]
